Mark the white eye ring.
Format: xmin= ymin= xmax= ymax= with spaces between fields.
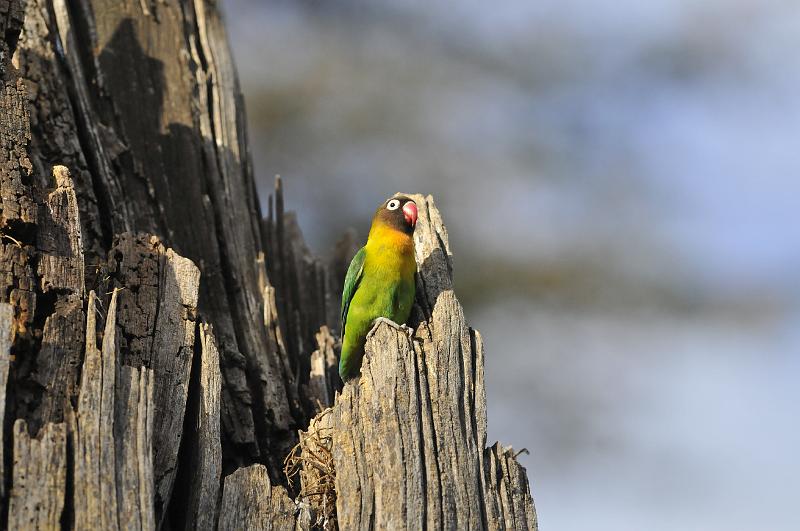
xmin=386 ymin=199 xmax=401 ymax=210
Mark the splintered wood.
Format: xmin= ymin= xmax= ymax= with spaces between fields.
xmin=71 ymin=290 xmax=156 ymax=530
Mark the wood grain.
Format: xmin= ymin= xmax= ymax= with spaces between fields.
xmin=8 ymin=420 xmax=66 ymax=530
xmin=218 ymin=465 xmax=296 ymax=531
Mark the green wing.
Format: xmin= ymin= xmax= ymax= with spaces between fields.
xmin=341 ymin=247 xmax=366 ymax=330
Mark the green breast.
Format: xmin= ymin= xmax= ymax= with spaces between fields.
xmin=339 ymin=246 xmax=416 ymax=380
xmin=351 ymin=267 xmax=415 ymax=325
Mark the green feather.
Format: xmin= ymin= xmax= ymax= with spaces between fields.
xmin=338 ymin=242 xmax=416 ymax=381
xmin=341 ymin=246 xmax=366 ymax=330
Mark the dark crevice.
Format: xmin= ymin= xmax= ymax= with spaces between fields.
xmin=414 ymin=272 xmax=433 ymax=323
xmin=469 ymin=328 xmax=488 ymax=529
xmin=61 ymin=420 xmax=75 ymax=530
xmin=4 ymin=27 xmax=20 ymax=54
xmin=435 ymin=230 xmax=453 ymax=277
xmin=1 ymin=219 xmax=37 ymax=247
xmin=455 ymin=323 xmax=469 ymax=447
xmin=412 ymin=342 xmax=428 ymax=528
xmin=63 ymin=0 xmax=101 ymax=98
xmin=165 ymin=321 xmax=203 ymax=529
xmin=186 ymin=0 xmax=209 ymax=72
xmin=31 ymin=288 xmax=64 ymax=331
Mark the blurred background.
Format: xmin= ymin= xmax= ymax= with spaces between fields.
xmin=223 ymin=1 xmax=799 ymax=529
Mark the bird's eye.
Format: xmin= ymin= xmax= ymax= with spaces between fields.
xmin=386 ymin=199 xmax=401 ymax=210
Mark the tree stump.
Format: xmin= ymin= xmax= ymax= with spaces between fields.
xmin=0 ymin=1 xmax=537 ymax=529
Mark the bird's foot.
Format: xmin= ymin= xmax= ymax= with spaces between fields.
xmin=368 ymin=317 xmax=415 ymax=340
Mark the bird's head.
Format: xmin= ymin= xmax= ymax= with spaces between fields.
xmin=372 ymin=195 xmax=418 ymax=236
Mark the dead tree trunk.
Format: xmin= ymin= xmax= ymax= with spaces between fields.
xmin=0 ymin=1 xmax=536 ymax=529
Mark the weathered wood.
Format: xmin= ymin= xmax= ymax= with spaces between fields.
xmin=0 ymin=303 xmax=12 ymax=498
xmin=12 ymin=0 xmax=304 ymax=470
xmin=72 ymin=290 xmax=120 ymax=530
xmin=72 ymin=288 xmax=158 ymax=531
xmin=305 ymin=326 xmax=338 ymax=412
xmin=146 ymin=245 xmax=198 ymax=519
xmin=483 ymin=443 xmax=538 ymax=531
xmin=184 ymin=323 xmax=223 ymax=530
xmin=0 ymin=0 xmax=46 ymax=437
xmin=33 ymin=166 xmax=86 ymax=431
xmin=101 ymin=233 xmax=201 ymax=523
xmin=218 ymin=465 xmax=296 ymax=531
xmin=37 ymin=166 xmax=84 ymax=292
xmin=0 ymin=0 xmax=36 ymax=234
xmin=49 ymin=0 xmax=133 ymax=240
xmin=115 ymin=366 xmax=156 ymax=531
xmin=7 ymin=420 xmax=67 ymax=530
xmin=16 ymin=2 xmax=108 ymax=262
xmin=263 ymin=282 xmax=300 ymax=421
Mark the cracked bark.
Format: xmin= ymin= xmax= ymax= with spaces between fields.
xmin=0 ymin=1 xmax=537 ymax=529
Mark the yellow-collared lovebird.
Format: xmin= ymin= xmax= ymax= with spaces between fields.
xmin=339 ymin=196 xmax=419 ymax=381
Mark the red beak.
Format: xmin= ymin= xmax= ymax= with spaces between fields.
xmin=403 ymin=201 xmax=418 ymax=227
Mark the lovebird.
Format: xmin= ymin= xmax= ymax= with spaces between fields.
xmin=339 ymin=195 xmax=419 ymax=381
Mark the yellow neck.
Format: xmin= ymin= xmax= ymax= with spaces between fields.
xmin=366 ymin=221 xmax=414 ymax=258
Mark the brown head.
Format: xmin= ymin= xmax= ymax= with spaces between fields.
xmin=370 ymin=195 xmax=418 ymax=236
